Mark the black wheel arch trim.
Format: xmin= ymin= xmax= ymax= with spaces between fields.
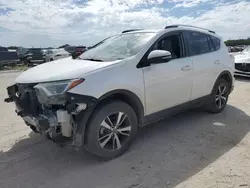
xmin=97 ymin=89 xmax=145 ymax=126
xmin=211 ymin=70 xmax=233 ymax=94
xmin=68 ymin=89 xmax=145 ymax=146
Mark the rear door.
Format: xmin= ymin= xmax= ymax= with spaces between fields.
xmin=183 ymin=31 xmax=218 ymax=100
xmin=208 ymin=35 xmax=225 ymax=75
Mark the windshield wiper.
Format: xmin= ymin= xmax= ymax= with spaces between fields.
xmin=80 ymin=58 xmax=103 ymax=62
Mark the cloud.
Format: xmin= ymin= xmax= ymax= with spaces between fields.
xmin=169 ymin=0 xmax=211 ymax=8
xmin=189 ymin=1 xmax=250 ymax=39
xmin=0 ymin=0 xmax=249 ymax=47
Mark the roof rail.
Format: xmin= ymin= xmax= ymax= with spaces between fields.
xmin=122 ymin=29 xmax=143 ymax=33
xmin=165 ymin=24 xmax=216 ymax=34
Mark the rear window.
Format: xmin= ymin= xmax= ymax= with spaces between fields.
xmin=184 ymin=31 xmax=211 ymax=56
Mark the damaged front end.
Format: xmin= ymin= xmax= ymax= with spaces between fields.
xmin=4 ymin=79 xmax=96 ymax=147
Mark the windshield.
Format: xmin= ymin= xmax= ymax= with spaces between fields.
xmin=79 ymin=32 xmax=156 ymax=62
xmin=243 ymin=46 xmax=250 ymax=53
xmin=89 ymin=36 xmax=115 ymax=49
xmin=29 ymin=49 xmax=42 ymax=53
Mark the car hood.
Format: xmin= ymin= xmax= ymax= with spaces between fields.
xmin=16 ymin=57 xmax=121 ymax=83
xmin=234 ymin=52 xmax=250 ymax=63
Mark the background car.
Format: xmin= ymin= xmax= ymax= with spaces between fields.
xmin=0 ymin=46 xmax=19 ymax=67
xmin=23 ymin=48 xmax=46 ymax=65
xmin=17 ymin=47 xmax=28 ymax=64
xmin=44 ymin=49 xmax=71 ymax=62
xmin=0 ymin=46 xmax=8 ymax=52
xmin=234 ymin=45 xmax=250 ymax=77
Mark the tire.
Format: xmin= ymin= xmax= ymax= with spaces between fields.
xmin=50 ymin=58 xmax=53 ymax=61
xmin=206 ymin=78 xmax=230 ymax=113
xmin=84 ymin=100 xmax=138 ymax=160
xmin=24 ymin=59 xmax=29 ymax=66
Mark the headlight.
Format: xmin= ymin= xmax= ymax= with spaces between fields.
xmin=34 ymin=79 xmax=84 ymax=104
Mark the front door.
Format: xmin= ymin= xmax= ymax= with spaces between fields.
xmin=142 ymin=32 xmax=193 ymax=116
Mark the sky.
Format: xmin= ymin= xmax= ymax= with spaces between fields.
xmin=0 ymin=0 xmax=250 ymax=47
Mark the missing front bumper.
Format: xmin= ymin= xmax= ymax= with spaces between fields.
xmin=5 ymin=84 xmax=98 ymax=146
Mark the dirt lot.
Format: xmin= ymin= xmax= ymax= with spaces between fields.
xmin=0 ymin=72 xmax=250 ymax=188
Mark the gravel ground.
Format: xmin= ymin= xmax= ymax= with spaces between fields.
xmin=0 ymin=72 xmax=250 ymax=188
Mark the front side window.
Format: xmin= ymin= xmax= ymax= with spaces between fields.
xmin=79 ymin=32 xmax=156 ymax=62
xmin=152 ymin=34 xmax=182 ymax=59
xmin=46 ymin=50 xmax=53 ymax=54
xmin=184 ymin=31 xmax=210 ymax=56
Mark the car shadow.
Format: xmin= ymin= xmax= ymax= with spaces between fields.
xmin=0 ymin=105 xmax=249 ymax=188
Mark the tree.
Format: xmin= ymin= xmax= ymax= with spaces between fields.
xmin=7 ymin=46 xmax=18 ymax=50
xmin=224 ymin=38 xmax=250 ymax=46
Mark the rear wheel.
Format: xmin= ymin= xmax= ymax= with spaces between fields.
xmin=206 ymin=78 xmax=230 ymax=113
xmin=84 ymin=101 xmax=138 ymax=160
xmin=24 ymin=58 xmax=29 ymax=66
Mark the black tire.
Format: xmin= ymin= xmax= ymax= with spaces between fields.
xmin=50 ymin=58 xmax=53 ymax=61
xmin=84 ymin=100 xmax=138 ymax=160
xmin=206 ymin=78 xmax=230 ymax=113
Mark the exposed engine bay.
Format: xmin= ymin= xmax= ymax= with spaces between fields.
xmin=4 ymin=82 xmax=90 ymax=145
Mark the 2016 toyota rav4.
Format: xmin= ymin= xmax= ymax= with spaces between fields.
xmin=5 ymin=25 xmax=235 ymax=159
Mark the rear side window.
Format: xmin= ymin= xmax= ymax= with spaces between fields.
xmin=184 ymin=31 xmax=210 ymax=56
xmin=207 ymin=35 xmax=215 ymax=52
xmin=210 ymin=36 xmax=221 ymax=51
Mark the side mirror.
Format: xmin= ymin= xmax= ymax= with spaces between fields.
xmin=147 ymin=50 xmax=172 ymax=64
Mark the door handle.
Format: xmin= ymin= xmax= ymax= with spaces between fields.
xmin=181 ymin=65 xmax=192 ymax=71
xmin=214 ymin=60 xmax=220 ymax=65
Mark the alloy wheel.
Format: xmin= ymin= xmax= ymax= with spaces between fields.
xmin=98 ymin=112 xmax=131 ymax=151
xmin=215 ymin=85 xmax=228 ymax=109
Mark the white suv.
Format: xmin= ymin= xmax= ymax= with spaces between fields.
xmin=5 ymin=25 xmax=234 ymax=159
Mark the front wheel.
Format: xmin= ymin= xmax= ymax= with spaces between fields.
xmin=206 ymin=78 xmax=230 ymax=113
xmin=84 ymin=101 xmax=138 ymax=160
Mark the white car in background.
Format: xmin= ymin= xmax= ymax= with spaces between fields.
xmin=45 ymin=49 xmax=71 ymax=62
xmin=234 ymin=45 xmax=250 ymax=77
